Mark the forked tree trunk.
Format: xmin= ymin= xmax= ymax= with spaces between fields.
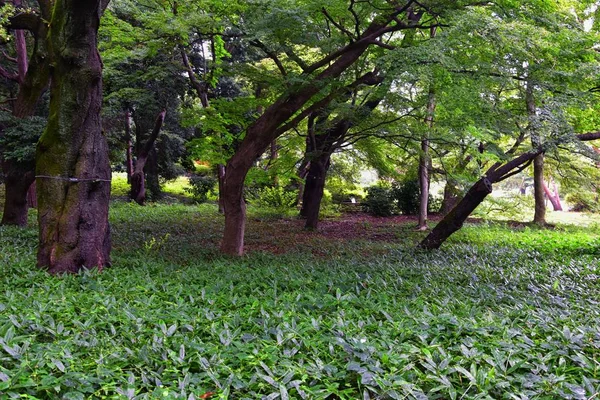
xmin=543 ymin=181 xmax=562 ymax=211
xmin=130 ymin=110 xmax=166 ymax=205
xmin=36 ymin=0 xmax=111 ymax=274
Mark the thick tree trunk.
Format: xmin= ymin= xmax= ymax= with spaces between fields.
xmin=1 ymin=164 xmax=35 ymax=226
xmin=419 ymin=178 xmax=492 ymax=249
xmin=36 ymin=0 xmax=111 ymax=274
xmin=303 ymin=156 xmax=330 ymax=230
xmin=130 ymin=110 xmax=166 ymax=205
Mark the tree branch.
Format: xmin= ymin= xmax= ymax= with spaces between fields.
xmin=250 ymin=39 xmax=287 ymax=77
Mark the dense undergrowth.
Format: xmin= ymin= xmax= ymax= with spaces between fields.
xmin=1 ymin=202 xmax=599 ymax=399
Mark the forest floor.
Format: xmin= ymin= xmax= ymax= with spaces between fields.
xmin=1 ymin=199 xmax=600 ymax=399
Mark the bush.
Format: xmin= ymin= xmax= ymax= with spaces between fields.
xmin=391 ymin=179 xmax=420 ymax=215
xmin=363 ymin=185 xmax=395 ymax=216
xmin=565 ymin=192 xmax=600 ymax=212
xmin=185 ymin=174 xmax=217 ymax=203
xmin=249 ymin=186 xmax=297 ymax=209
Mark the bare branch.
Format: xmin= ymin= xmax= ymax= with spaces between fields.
xmin=321 ymin=7 xmax=356 ymax=41
xmin=250 ymin=39 xmax=287 ymax=77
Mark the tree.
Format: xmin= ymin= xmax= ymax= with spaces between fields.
xmin=36 ymin=0 xmax=111 ymax=273
xmin=220 ymin=0 xmax=448 ymax=255
xmin=0 ymin=0 xmax=50 ymax=226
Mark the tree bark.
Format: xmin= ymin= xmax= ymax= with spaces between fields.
xmin=130 ymin=110 xmax=166 ymax=205
xmin=439 ymin=181 xmax=460 ymax=216
xmin=36 ymin=0 xmax=112 ymax=274
xmin=419 ymin=177 xmax=493 ymax=249
xmin=303 ymin=156 xmax=330 ymax=230
xmin=217 ymin=164 xmax=225 ymax=213
xmin=526 ymin=81 xmax=546 ymax=224
xmin=418 ymin=87 xmax=436 ymax=230
xmin=125 ymin=108 xmax=134 ymax=183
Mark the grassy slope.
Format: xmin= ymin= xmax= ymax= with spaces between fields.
xmin=0 ymin=197 xmax=600 ymax=398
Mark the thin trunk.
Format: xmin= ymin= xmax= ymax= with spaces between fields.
xmin=418 ymin=29 xmax=436 ymax=230
xmin=418 ymin=87 xmax=436 ymax=230
xmin=130 ymin=110 xmax=166 ymax=205
xmin=36 ymin=0 xmax=111 ymax=274
xmin=125 ymin=109 xmax=133 ymax=183
xmin=269 ymin=140 xmax=279 ymax=186
xmin=527 ymin=81 xmax=546 ymax=225
xmin=217 ymin=164 xmax=226 ymax=213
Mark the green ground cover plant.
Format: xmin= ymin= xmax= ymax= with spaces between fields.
xmin=0 ymin=202 xmax=599 ymax=399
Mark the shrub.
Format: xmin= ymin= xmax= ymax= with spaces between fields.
xmin=565 ymin=192 xmax=600 ymax=212
xmin=391 ymin=178 xmax=441 ymax=215
xmin=363 ymin=185 xmax=395 ymax=216
xmin=249 ymin=186 xmax=297 ymax=209
xmin=185 ymin=174 xmax=217 ymax=203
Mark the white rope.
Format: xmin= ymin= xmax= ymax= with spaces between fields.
xmin=35 ymin=175 xmax=111 ymax=183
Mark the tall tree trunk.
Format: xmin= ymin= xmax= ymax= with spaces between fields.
xmin=526 ymin=81 xmax=546 ymax=225
xmin=418 ymin=87 xmax=436 ymax=230
xmin=125 ymin=108 xmax=134 ymax=183
xmin=1 ymin=4 xmax=50 ymax=226
xmin=303 ymin=156 xmax=331 ymax=230
xmin=130 ymin=110 xmax=166 ymax=205
xmin=36 ymin=0 xmax=112 ymax=274
xmin=26 ymin=181 xmax=37 ymax=208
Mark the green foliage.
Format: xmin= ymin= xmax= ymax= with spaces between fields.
xmin=391 ymin=179 xmax=420 ymax=215
xmin=185 ymin=174 xmax=217 ymax=204
xmin=1 ymin=204 xmax=600 ymax=398
xmin=248 ymin=186 xmax=297 ymax=210
xmin=362 ymin=185 xmax=395 ymax=217
xmin=565 ymin=192 xmax=600 ymax=213
xmin=0 ymin=111 xmax=46 ymax=165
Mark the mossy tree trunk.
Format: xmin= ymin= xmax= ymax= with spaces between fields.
xmin=36 ymin=0 xmax=112 ymax=274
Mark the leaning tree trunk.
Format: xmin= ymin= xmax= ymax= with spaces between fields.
xmin=419 ymin=177 xmax=492 ymax=249
xmin=130 ymin=110 xmax=166 ymax=205
xmin=36 ymin=0 xmax=111 ymax=274
xmin=303 ymin=156 xmax=331 ymax=230
xmin=419 ymin=131 xmax=600 ymax=249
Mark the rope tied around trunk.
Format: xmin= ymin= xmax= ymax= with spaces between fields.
xmin=35 ymin=175 xmax=111 ymax=183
